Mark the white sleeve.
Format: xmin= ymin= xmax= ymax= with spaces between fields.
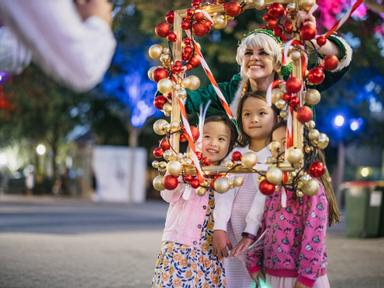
xmin=213 ymin=188 xmax=236 ymax=231
xmin=244 ymin=191 xmax=266 ymax=235
xmin=0 ymin=0 xmax=116 ymax=92
xmin=0 ymin=26 xmax=32 ymax=74
xmin=160 ymin=184 xmax=185 ymax=204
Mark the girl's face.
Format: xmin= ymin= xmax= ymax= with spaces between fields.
xmin=272 ymin=126 xmax=287 ymax=149
xmin=241 ymin=97 xmax=276 ymax=142
xmin=242 ymin=46 xmax=275 ymax=81
xmin=202 ymin=121 xmax=231 ymax=165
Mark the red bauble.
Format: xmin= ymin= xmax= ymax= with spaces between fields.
xmin=160 ymin=138 xmax=170 ymax=151
xmin=153 ymin=95 xmax=167 ymax=110
xmin=194 ymin=11 xmax=205 ymax=22
xmin=323 ymin=55 xmax=339 ymax=71
xmin=183 ymin=37 xmax=192 ymax=45
xmin=284 ymin=20 xmax=293 ymax=34
xmin=201 ymin=20 xmax=212 ymax=29
xmin=163 ymin=175 xmax=179 ymax=190
xmin=182 ymin=46 xmax=193 ymax=61
xmin=202 ymin=157 xmax=211 ymax=166
xmin=273 ymin=26 xmax=283 ymax=37
xmin=289 ymin=96 xmax=300 ymax=109
xmin=165 ymin=10 xmax=174 ymax=24
xmin=195 ymin=151 xmax=203 ymax=160
xmin=296 ymin=106 xmax=313 ymax=123
xmin=268 ymin=3 xmax=285 ymax=18
xmin=286 ymin=76 xmax=303 ymax=94
xmin=181 ymin=19 xmax=191 ymax=30
xmin=186 ymin=63 xmax=193 ymax=71
xmin=183 ymin=174 xmax=193 ymax=182
xmin=192 ymin=22 xmax=209 ymax=37
xmin=259 ymin=179 xmax=276 ymax=196
xmin=224 ymin=2 xmax=242 ymax=17
xmin=152 ymin=147 xmax=164 ymax=158
xmin=153 ymin=68 xmax=169 ymax=82
xmin=231 ymin=151 xmax=242 ymax=162
xmin=316 ymin=35 xmax=327 ymax=47
xmin=300 ymin=24 xmax=316 ymax=41
xmin=189 ymin=55 xmax=201 ymax=68
xmin=155 ymin=22 xmax=171 ymax=38
xmin=190 ymin=178 xmax=200 ymax=189
xmin=309 ymin=161 xmax=326 ymax=178
xmin=167 ymin=32 xmax=177 ymax=42
xmin=267 ymin=18 xmax=278 ymax=29
xmin=282 ymin=93 xmax=292 ymax=102
xmin=307 ymin=66 xmax=325 ymax=85
xmin=180 ymin=133 xmax=188 ymax=142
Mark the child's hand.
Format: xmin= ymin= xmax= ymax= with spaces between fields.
xmin=231 ymin=237 xmax=254 ymax=257
xmin=294 ymin=281 xmax=310 ymax=288
xmin=212 ymin=230 xmax=232 ymax=259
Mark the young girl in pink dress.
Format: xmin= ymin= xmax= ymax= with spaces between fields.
xmin=246 ymin=123 xmax=340 ymax=288
xmin=152 ymin=115 xmax=238 ymax=288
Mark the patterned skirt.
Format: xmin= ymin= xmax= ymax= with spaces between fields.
xmin=152 ymin=192 xmax=226 ymax=287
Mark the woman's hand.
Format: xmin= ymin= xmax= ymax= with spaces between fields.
xmin=231 ymin=237 xmax=254 ymax=257
xmin=212 ymin=230 xmax=232 ymax=259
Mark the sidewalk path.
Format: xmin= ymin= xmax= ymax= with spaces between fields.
xmin=0 ymin=195 xmax=383 ymax=288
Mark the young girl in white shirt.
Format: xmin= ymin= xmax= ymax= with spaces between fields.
xmin=212 ymin=91 xmax=279 ymax=287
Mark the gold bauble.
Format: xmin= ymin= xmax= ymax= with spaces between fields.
xmin=213 ymin=14 xmax=227 ymax=29
xmin=234 ymin=176 xmax=244 ymax=187
xmin=214 ymin=177 xmax=231 ymax=194
xmin=306 ymin=120 xmax=316 ymax=130
xmin=163 ymin=102 xmax=172 ymax=114
xmin=224 ymin=159 xmax=234 ymax=169
xmin=286 ymin=147 xmax=304 ymax=164
xmin=153 ymin=175 xmax=164 ymax=191
xmin=266 ymin=167 xmax=283 ymax=185
xmin=241 ymin=152 xmax=258 ymax=169
xmin=297 ymin=180 xmax=304 ymax=189
xmin=275 ymin=99 xmax=286 ymax=110
xmin=158 ymin=161 xmax=167 ymax=171
xmin=163 ymin=150 xmax=174 ymax=161
xmin=162 ymin=47 xmax=170 ymax=55
xmin=302 ymin=179 xmax=320 ymax=196
xmin=181 ymin=77 xmax=191 ymax=89
xmin=147 ymin=66 xmax=158 ymax=81
xmin=272 ymin=89 xmax=283 ymax=104
xmin=159 ymin=54 xmax=171 ymax=65
xmin=152 ymin=160 xmax=159 ymax=169
xmin=153 ymin=119 xmax=170 ymax=135
xmin=148 ymin=44 xmax=163 ymax=60
xmin=308 ymin=129 xmax=320 ymax=141
xmin=254 ymin=0 xmax=265 ymax=10
xmin=317 ymin=133 xmax=329 ymax=149
xmin=280 ymin=111 xmax=287 ymax=119
xmin=188 ymin=75 xmax=201 ymax=90
xmin=299 ymin=0 xmax=316 ymax=12
xmin=296 ymin=190 xmax=304 ymax=197
xmin=300 ymin=174 xmax=312 ymax=183
xmin=269 ymin=141 xmax=281 ymax=155
xmin=166 ymin=161 xmax=183 ymax=176
xmin=305 ymin=89 xmax=321 ymax=105
xmin=175 ymin=88 xmax=187 ymax=100
xmin=291 ymin=50 xmax=301 ymax=61
xmin=304 ymin=146 xmax=313 ymax=154
xmin=196 ymin=186 xmax=207 ymax=196
xmin=157 ymin=78 xmax=173 ymax=94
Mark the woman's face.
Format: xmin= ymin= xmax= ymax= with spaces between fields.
xmin=241 ymin=46 xmax=276 ymax=81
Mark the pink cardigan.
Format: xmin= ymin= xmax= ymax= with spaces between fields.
xmin=246 ymin=183 xmax=328 ymax=288
xmin=161 ymin=183 xmax=209 ymax=246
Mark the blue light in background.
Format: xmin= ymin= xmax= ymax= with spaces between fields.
xmin=334 ymin=115 xmax=345 ymax=128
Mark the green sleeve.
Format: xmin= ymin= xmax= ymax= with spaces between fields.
xmin=185 ymin=73 xmax=241 ymax=116
xmin=309 ymin=35 xmax=350 ymax=91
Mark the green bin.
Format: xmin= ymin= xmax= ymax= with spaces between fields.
xmin=344 ymin=181 xmax=383 ymax=238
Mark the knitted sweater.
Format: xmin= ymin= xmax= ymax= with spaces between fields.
xmin=246 ymin=183 xmax=329 ymax=288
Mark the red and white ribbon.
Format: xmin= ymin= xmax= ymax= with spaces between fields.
xmin=178 ymin=97 xmax=205 ymax=183
xmin=185 ymin=30 xmax=234 ymax=119
xmin=324 ymin=0 xmax=364 ymax=38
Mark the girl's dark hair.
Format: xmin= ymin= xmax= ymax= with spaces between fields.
xmin=236 ymin=91 xmax=279 ymax=147
xmin=204 ymin=115 xmax=238 ymax=157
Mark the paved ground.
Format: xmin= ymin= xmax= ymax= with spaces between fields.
xmin=0 ymin=195 xmax=383 ymax=288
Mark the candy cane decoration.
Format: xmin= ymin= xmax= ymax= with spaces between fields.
xmin=185 ymin=30 xmax=234 ymax=119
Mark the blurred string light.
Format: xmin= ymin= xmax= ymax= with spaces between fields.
xmin=334 ymin=115 xmax=345 ymax=128
xmin=101 ymin=46 xmax=159 ymax=129
xmin=349 ymin=118 xmax=363 ymax=131
xmin=36 ymin=144 xmax=46 ymax=156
